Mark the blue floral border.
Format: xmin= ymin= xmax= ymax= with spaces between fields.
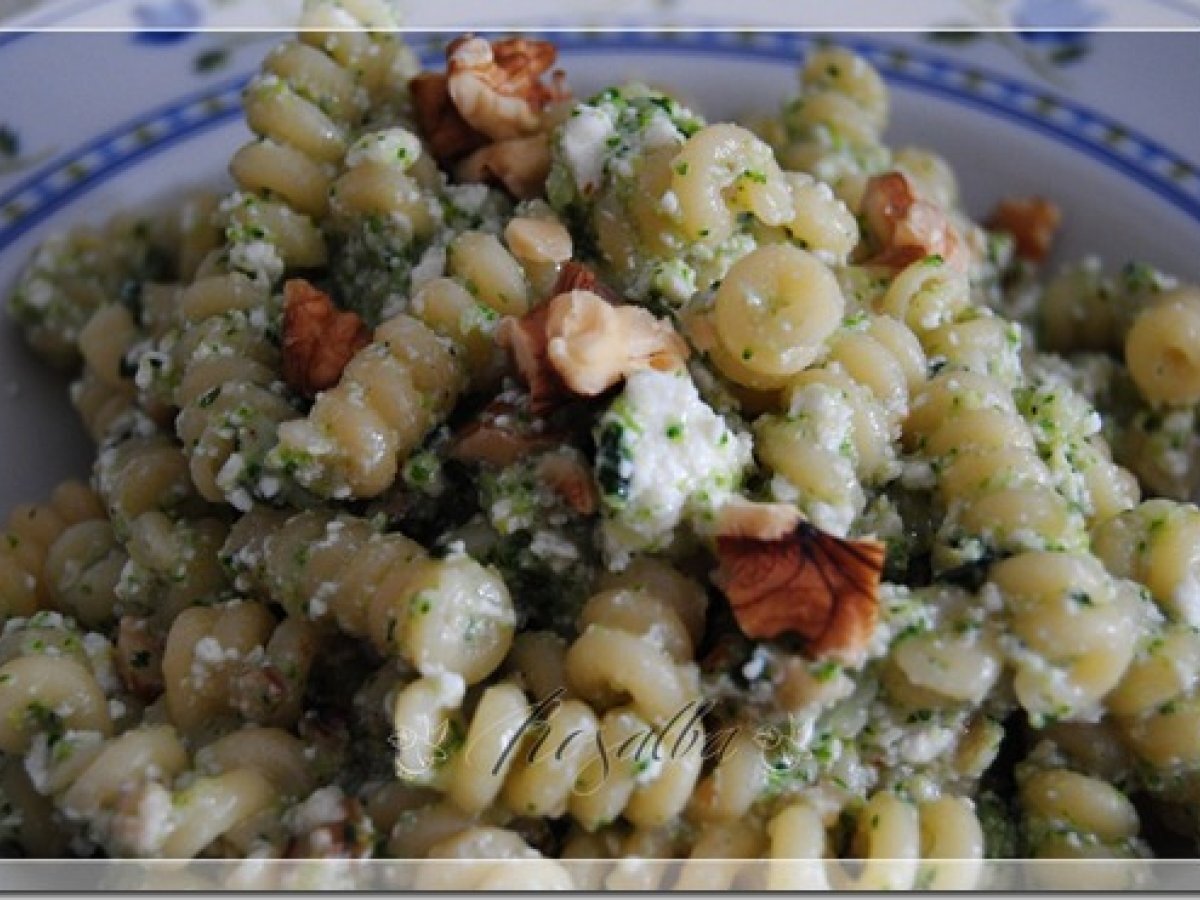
xmin=1 ymin=30 xmax=1198 ymax=255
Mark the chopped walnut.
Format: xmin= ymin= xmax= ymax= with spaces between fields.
xmin=410 ymin=71 xmax=488 ymax=165
xmin=456 ymin=132 xmax=552 ymax=200
xmin=114 ymin=616 xmax=164 ymax=701
xmin=547 ymin=290 xmax=689 ymax=395
xmin=496 ymin=303 xmax=571 ymax=416
xmin=715 ymin=523 xmax=885 ymax=661
xmin=413 ymin=35 xmax=569 ymax=198
xmin=537 ymin=450 xmax=599 ymax=515
xmin=281 ymin=279 xmax=371 ymax=399
xmin=986 ymin=196 xmax=1062 ymax=263
xmin=497 ymin=263 xmax=632 ymax=414
xmin=861 ymin=171 xmax=969 ymax=271
xmin=713 ymin=497 xmax=803 ymax=542
xmin=448 ymin=395 xmax=565 ymax=467
xmin=446 ymin=35 xmax=567 ymax=141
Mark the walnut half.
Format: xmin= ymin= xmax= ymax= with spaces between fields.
xmin=715 ymin=520 xmax=885 ymax=662
xmin=412 ymin=35 xmax=570 ymax=199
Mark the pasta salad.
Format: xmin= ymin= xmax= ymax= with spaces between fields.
xmin=2 ymin=5 xmax=1199 ymax=890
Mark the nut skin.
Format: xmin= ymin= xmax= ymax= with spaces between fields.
xmin=448 ymin=395 xmax=566 ymax=469
xmin=410 ymin=71 xmax=488 ymax=165
xmin=280 ymin=279 xmax=371 ymax=399
xmin=715 ymin=521 xmax=885 ymax=662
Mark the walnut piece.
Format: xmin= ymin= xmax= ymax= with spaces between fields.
xmin=713 ymin=497 xmax=803 ymax=542
xmin=496 ymin=263 xmax=633 ymax=414
xmin=986 ymin=196 xmax=1062 ymax=263
xmin=551 ymin=260 xmax=623 ymax=304
xmin=413 ymin=35 xmax=569 ymax=198
xmin=114 ymin=615 xmax=164 ymax=702
xmin=410 ymin=71 xmax=488 ymax=165
xmin=496 ymin=301 xmax=570 ymax=416
xmin=448 ymin=395 xmax=565 ymax=468
xmin=715 ymin=522 xmax=885 ymax=661
xmin=281 ymin=279 xmax=371 ymax=399
xmin=861 ymin=171 xmax=969 ymax=271
xmin=456 ymin=132 xmax=553 ymax=200
xmin=446 ymin=35 xmax=567 ymax=141
xmin=546 ymin=290 xmax=690 ymax=396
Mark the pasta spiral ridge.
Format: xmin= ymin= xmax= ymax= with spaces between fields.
xmin=268 ymin=127 xmax=545 ymax=499
xmin=766 ymin=46 xmax=891 ymax=210
xmin=1017 ymin=753 xmax=1150 ymax=889
xmin=905 ymin=368 xmax=1087 ymax=572
xmin=754 ymin=313 xmax=925 ymax=535
xmin=161 ymin=600 xmax=319 ymax=734
xmin=223 ymin=508 xmax=516 ymax=685
xmin=21 ymin=721 xmax=317 ymax=859
xmin=387 ymin=582 xmax=706 ymax=832
xmin=988 ymin=551 xmax=1144 ymax=724
xmin=0 ymin=481 xmax=106 ymax=622
xmin=143 ymin=1 xmax=412 ymax=508
xmin=766 ymin=791 xmax=985 ymax=891
xmin=1098 ymin=504 xmax=1200 ymax=786
xmin=7 ymin=214 xmax=165 ymax=369
xmin=1 ymin=612 xmax=325 ymax=858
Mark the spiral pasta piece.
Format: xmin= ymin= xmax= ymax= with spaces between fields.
xmin=7 ymin=213 xmax=164 ymax=369
xmin=390 ymin=675 xmax=701 ymax=833
xmin=565 ymin=586 xmax=704 ymax=726
xmin=1093 ymin=498 xmax=1200 ymax=625
xmin=148 ymin=2 xmax=413 ymax=508
xmin=42 ymin=518 xmax=126 ymax=629
xmin=0 ymin=481 xmax=105 ymax=622
xmin=669 ymin=123 xmax=792 ymax=248
xmin=878 ymin=254 xmax=972 ymax=335
xmin=1105 ymin=622 xmax=1200 ymax=773
xmin=1125 ymin=286 xmax=1200 ymax=408
xmin=905 ymin=369 xmax=1087 ymax=570
xmin=710 ymin=243 xmax=844 ymax=387
xmin=386 ymin=580 xmax=707 ymax=832
xmin=95 ymin=726 xmax=318 ymax=859
xmin=160 ymin=600 xmax=318 ymax=734
xmin=988 ymin=551 xmax=1143 ymax=724
xmin=1018 ymin=761 xmax=1150 ymax=889
xmin=753 ymin=315 xmax=920 ymax=535
xmin=1038 ymin=259 xmax=1178 ymax=359
xmin=768 ymin=47 xmax=891 ymax=209
xmin=766 ymin=791 xmax=984 ymax=891
xmin=271 ymin=128 xmax=546 ymax=499
xmin=1016 ymin=374 xmax=1140 ymax=528
xmin=224 ymin=509 xmax=515 ymax=684
xmin=1117 ymin=405 xmax=1200 ymax=502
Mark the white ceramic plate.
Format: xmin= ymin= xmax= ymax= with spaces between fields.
xmin=1 ymin=4 xmax=1199 ymax=514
